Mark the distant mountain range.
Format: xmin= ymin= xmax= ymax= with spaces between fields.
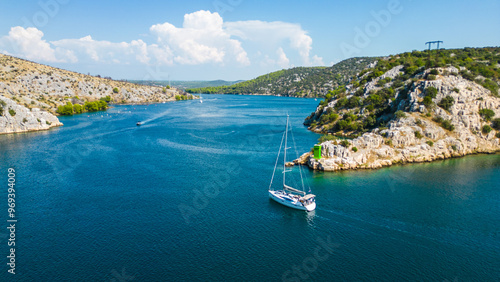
xmin=130 ymin=80 xmax=243 ymax=89
xmin=186 ymin=57 xmax=379 ymax=97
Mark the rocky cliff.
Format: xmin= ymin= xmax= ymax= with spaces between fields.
xmin=0 ymin=53 xmax=193 ymax=134
xmin=299 ymin=48 xmax=500 ymax=171
xmin=0 ymin=95 xmax=62 ymax=134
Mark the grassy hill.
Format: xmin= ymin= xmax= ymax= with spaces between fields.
xmin=187 ymin=57 xmax=379 ymax=97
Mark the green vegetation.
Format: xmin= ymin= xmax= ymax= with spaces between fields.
xmin=426 ymin=140 xmax=434 ymax=147
xmin=441 ymin=120 xmax=455 ymax=131
xmin=482 ymin=125 xmax=492 ymax=134
xmin=479 ymin=108 xmax=495 ymax=121
xmin=414 ymin=130 xmax=424 ymax=139
xmin=131 ymin=80 xmax=241 ymax=89
xmin=85 ymin=101 xmax=108 ymax=112
xmin=492 ymin=118 xmax=500 ymax=130
xmin=433 ymin=116 xmax=455 ymax=131
xmin=100 ymin=95 xmax=111 ymax=103
xmin=0 ymin=100 xmax=6 ymax=115
xmin=8 ymin=108 xmax=16 ymax=116
xmin=395 ymin=110 xmax=406 ymax=119
xmin=352 ymin=146 xmax=358 ymax=152
xmin=175 ymin=95 xmax=193 ymax=101
xmin=112 ymin=87 xmax=119 ymax=93
xmin=73 ymin=104 xmax=83 ymax=114
xmin=438 ymin=95 xmax=455 ymax=111
xmin=318 ymin=134 xmax=337 ymax=143
xmin=340 ymin=140 xmax=350 ymax=147
xmin=187 ymin=57 xmax=379 ymax=97
xmin=306 ymin=47 xmax=500 ymax=137
xmin=56 ymin=102 xmax=74 ymax=115
xmin=423 ymin=87 xmax=438 ymax=108
xmin=56 ymin=100 xmax=108 ymax=116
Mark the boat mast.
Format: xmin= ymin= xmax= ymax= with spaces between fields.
xmin=283 ymin=115 xmax=289 ymax=187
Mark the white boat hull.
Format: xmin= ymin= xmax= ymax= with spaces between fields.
xmin=268 ymin=190 xmax=316 ymax=211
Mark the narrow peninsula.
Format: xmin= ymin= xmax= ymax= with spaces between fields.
xmin=297 ymin=47 xmax=500 ymax=171
xmin=0 ymin=53 xmax=194 ymax=134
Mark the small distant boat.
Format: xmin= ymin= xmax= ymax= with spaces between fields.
xmin=136 ymin=121 xmax=143 ymax=126
xmin=268 ymin=115 xmax=316 ymax=211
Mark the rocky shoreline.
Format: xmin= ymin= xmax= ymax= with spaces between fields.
xmin=293 ymin=133 xmax=500 ymax=172
xmin=0 ymin=53 xmax=195 ymax=135
xmin=296 ymin=66 xmax=500 ymax=172
xmin=0 ymin=96 xmax=62 ymax=135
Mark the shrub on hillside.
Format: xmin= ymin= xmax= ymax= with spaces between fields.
xmin=479 ymin=109 xmax=495 ymax=121
xmin=394 ymin=110 xmax=407 ymax=119
xmin=414 ymin=131 xmax=424 ymax=139
xmin=492 ymin=118 xmax=500 ymax=130
xmin=340 ymin=140 xmax=350 ymax=147
xmin=425 ymin=87 xmax=438 ymax=98
xmin=482 ymin=125 xmax=492 ymax=134
xmin=438 ymin=96 xmax=455 ymax=111
xmin=441 ymin=119 xmax=455 ymax=131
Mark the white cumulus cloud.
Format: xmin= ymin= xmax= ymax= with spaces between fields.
xmin=0 ymin=26 xmax=61 ymax=62
xmin=150 ymin=10 xmax=250 ymax=66
xmin=224 ymin=20 xmax=324 ymax=66
xmin=276 ymin=47 xmax=290 ymax=68
xmin=0 ymin=10 xmax=324 ymax=74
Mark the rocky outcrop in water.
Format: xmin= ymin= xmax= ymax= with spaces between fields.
xmin=299 ymin=65 xmax=500 ymax=171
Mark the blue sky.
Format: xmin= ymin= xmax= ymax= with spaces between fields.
xmin=0 ymin=0 xmax=499 ymax=81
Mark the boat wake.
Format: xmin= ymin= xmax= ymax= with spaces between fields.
xmin=157 ymin=138 xmax=267 ymax=157
xmin=138 ymin=109 xmax=173 ymax=125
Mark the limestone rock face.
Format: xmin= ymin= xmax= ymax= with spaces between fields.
xmin=0 ymin=53 xmax=190 ymax=113
xmin=0 ymin=96 xmax=62 ymax=134
xmin=302 ymin=72 xmax=500 ymax=171
xmin=0 ymin=53 xmax=194 ymax=135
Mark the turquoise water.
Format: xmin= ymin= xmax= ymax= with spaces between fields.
xmin=0 ymin=94 xmax=499 ymax=281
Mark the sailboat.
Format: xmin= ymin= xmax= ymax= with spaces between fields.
xmin=199 ymin=92 xmax=203 ymax=103
xmin=268 ymin=115 xmax=316 ymax=211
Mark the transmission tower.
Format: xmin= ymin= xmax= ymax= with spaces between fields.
xmin=425 ymin=41 xmax=443 ymax=50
